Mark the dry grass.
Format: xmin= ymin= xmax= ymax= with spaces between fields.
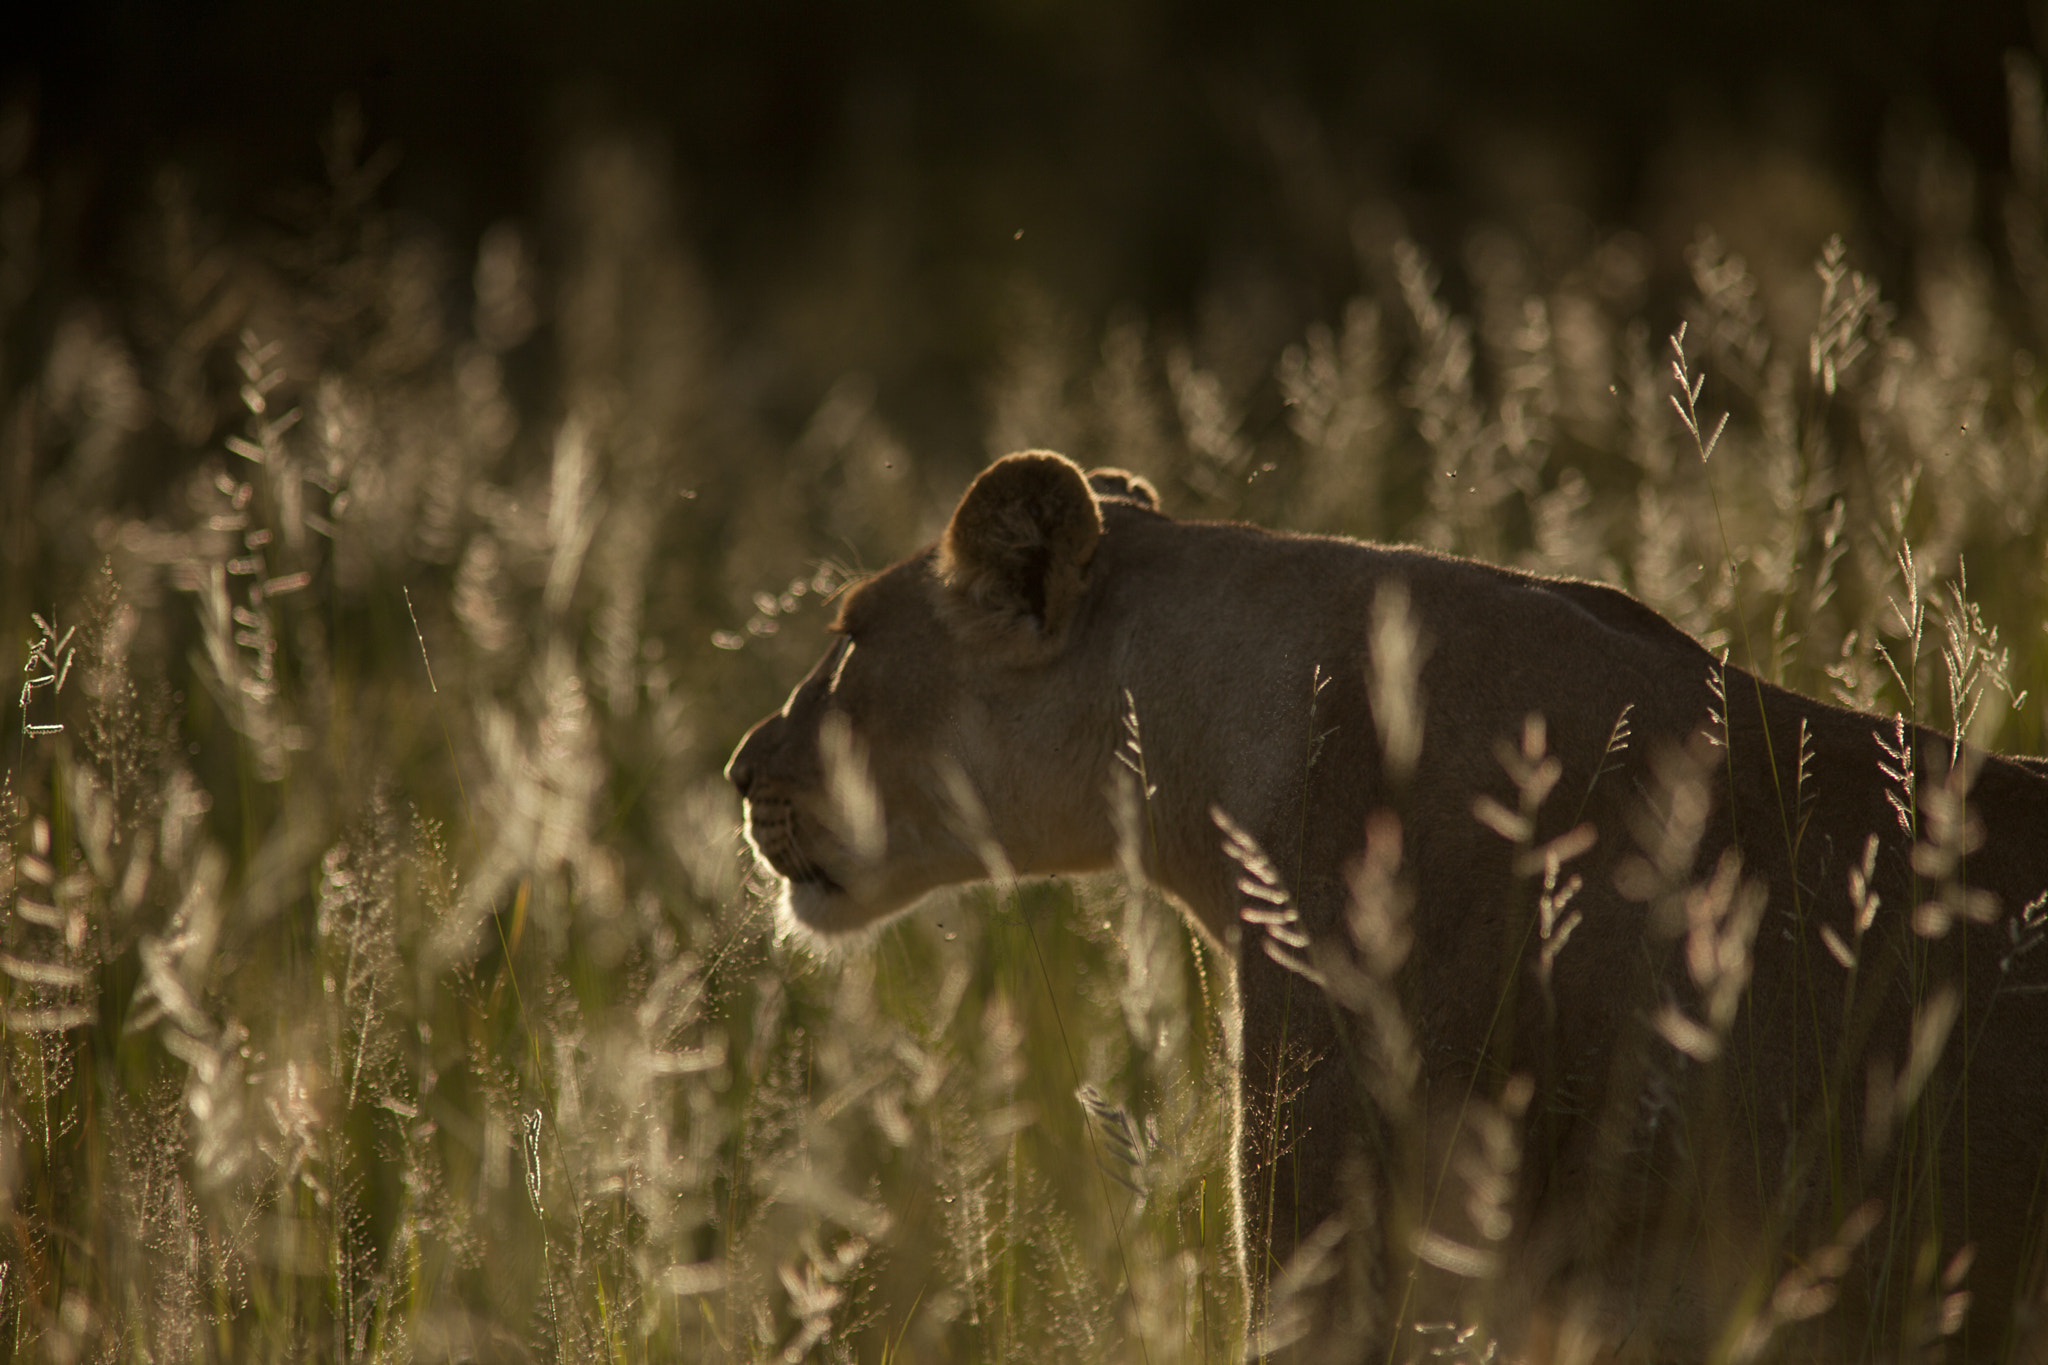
xmin=2 ymin=67 xmax=2047 ymax=1363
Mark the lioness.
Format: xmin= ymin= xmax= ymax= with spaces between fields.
xmin=727 ymin=450 xmax=2048 ymax=1362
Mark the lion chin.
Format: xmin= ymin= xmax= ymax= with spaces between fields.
xmin=766 ymin=866 xmax=931 ymax=946
xmin=773 ymin=876 xmax=868 ymax=941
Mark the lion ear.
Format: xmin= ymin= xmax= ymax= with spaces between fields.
xmin=937 ymin=450 xmax=1102 ymax=647
xmin=1086 ymin=467 xmax=1158 ymax=510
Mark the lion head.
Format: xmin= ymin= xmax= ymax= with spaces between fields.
xmin=725 ymin=451 xmax=1156 ymax=938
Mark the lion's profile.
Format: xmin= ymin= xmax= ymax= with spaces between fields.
xmin=727 ymin=450 xmax=2048 ymax=1362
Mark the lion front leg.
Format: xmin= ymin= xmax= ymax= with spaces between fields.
xmin=1237 ymin=970 xmax=1391 ymax=1364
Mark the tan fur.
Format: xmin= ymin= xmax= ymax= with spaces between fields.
xmin=727 ymin=451 xmax=2048 ymax=1362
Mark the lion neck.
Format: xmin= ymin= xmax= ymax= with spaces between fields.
xmin=1081 ymin=517 xmax=1354 ymax=947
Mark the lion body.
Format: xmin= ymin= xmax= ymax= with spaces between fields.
xmin=728 ymin=452 xmax=2048 ymax=1361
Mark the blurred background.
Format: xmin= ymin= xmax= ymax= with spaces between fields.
xmin=2 ymin=4 xmax=2046 ymax=1361
xmin=8 ymin=0 xmax=2042 ymax=493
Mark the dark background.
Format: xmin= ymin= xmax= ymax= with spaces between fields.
xmin=5 ymin=0 xmax=2046 ymax=559
xmin=11 ymin=1 xmax=2040 ymax=345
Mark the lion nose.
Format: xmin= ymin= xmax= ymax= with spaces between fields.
xmin=725 ymin=746 xmax=757 ymax=800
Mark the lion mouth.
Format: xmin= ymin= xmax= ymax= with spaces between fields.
xmin=742 ymin=799 xmax=843 ymax=893
xmin=781 ymin=861 xmax=842 ymax=894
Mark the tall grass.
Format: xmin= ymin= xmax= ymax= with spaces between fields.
xmin=3 ymin=67 xmax=2047 ymax=1361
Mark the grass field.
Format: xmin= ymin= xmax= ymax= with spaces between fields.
xmin=3 ymin=76 xmax=2048 ymax=1361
